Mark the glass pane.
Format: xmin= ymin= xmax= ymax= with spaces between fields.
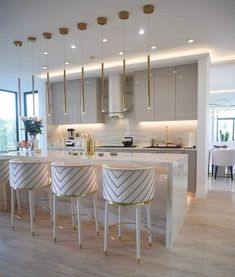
xmin=25 ymin=93 xmax=39 ymax=116
xmin=0 ymin=91 xmax=17 ymax=151
xmin=217 ymin=119 xmax=233 ymax=141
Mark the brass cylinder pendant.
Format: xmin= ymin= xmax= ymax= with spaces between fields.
xmin=63 ymin=69 xmax=67 ymax=115
xmin=47 ymin=72 xmax=51 ymax=116
xmin=32 ymin=75 xmax=35 ymax=115
xmin=123 ymin=59 xmax=127 ymax=111
xmin=101 ymin=62 xmax=105 ymax=112
xmin=147 ymin=55 xmax=151 ymax=110
xmin=81 ymin=66 xmax=85 ymax=114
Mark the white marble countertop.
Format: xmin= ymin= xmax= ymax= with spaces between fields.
xmin=47 ymin=146 xmax=197 ymax=152
xmin=1 ymin=150 xmax=187 ymax=164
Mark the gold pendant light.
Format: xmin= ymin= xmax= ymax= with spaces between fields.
xmin=28 ymin=36 xmax=37 ymax=116
xmin=143 ymin=4 xmax=154 ymax=110
xmin=14 ymin=40 xmax=23 ymax=117
xmin=119 ymin=11 xmax=129 ymax=112
xmin=97 ymin=16 xmax=107 ymax=113
xmin=59 ymin=27 xmax=69 ymax=115
xmin=77 ymin=22 xmax=87 ymax=115
xmin=42 ymin=32 xmax=52 ymax=116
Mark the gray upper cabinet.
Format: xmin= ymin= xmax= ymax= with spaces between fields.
xmin=155 ymin=67 xmax=176 ymax=121
xmin=134 ymin=70 xmax=155 ymax=122
xmin=175 ymin=64 xmax=198 ymax=120
xmin=51 ymin=78 xmax=103 ymax=125
xmin=52 ymin=80 xmax=80 ymax=125
xmin=134 ymin=63 xmax=198 ymax=122
xmin=81 ymin=78 xmax=103 ymax=124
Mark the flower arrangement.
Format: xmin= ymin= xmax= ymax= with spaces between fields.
xmin=21 ymin=116 xmax=43 ymax=135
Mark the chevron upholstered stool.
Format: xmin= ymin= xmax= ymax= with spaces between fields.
xmin=51 ymin=162 xmax=99 ymax=248
xmin=102 ymin=165 xmax=156 ymax=263
xmin=0 ymin=157 xmax=21 ymax=213
xmin=9 ymin=159 xmax=51 ymax=235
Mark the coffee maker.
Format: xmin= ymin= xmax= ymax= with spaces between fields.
xmin=65 ymin=128 xmax=75 ymax=146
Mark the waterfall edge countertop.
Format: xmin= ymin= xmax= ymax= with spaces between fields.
xmin=0 ymin=150 xmax=188 ymax=248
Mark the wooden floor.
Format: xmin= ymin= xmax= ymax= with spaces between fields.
xmin=0 ymin=190 xmax=235 ymax=277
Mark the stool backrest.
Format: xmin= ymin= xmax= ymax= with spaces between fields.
xmin=102 ymin=166 xmax=156 ymax=204
xmin=9 ymin=159 xmax=50 ymax=190
xmin=51 ymin=163 xmax=97 ymax=196
xmin=0 ymin=157 xmax=11 ymax=182
xmin=212 ymin=149 xmax=235 ymax=166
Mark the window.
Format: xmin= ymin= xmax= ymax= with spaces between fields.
xmin=24 ymin=91 xmax=39 ymax=116
xmin=212 ymin=109 xmax=235 ymax=142
xmin=0 ymin=90 xmax=18 ymax=151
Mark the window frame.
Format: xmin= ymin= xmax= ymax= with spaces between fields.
xmin=23 ymin=90 xmax=38 ymax=116
xmin=0 ymin=89 xmax=19 ymax=150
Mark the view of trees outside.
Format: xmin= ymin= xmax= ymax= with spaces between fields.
xmin=0 ymin=90 xmax=17 ymax=151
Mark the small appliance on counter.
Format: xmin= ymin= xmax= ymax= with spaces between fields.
xmin=122 ymin=136 xmax=133 ymax=147
xmin=65 ymin=128 xmax=75 ymax=146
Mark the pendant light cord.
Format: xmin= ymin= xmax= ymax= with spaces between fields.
xmin=63 ymin=35 xmax=66 ymax=68
xmin=147 ymin=15 xmax=150 ymax=55
xmin=101 ymin=26 xmax=104 ymax=62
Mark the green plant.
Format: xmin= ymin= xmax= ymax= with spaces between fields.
xmin=219 ymin=130 xmax=229 ymax=141
xmin=21 ymin=116 xmax=43 ymax=135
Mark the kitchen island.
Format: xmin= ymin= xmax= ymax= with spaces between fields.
xmin=0 ymin=151 xmax=187 ymax=248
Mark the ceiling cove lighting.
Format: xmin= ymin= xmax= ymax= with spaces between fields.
xmin=59 ymin=27 xmax=69 ymax=115
xmin=42 ymin=32 xmax=52 ymax=116
xmin=143 ymin=4 xmax=154 ymax=110
xmin=97 ymin=16 xmax=108 ymax=113
xmin=210 ymin=89 xmax=235 ymax=94
xmin=14 ymin=40 xmax=23 ymax=117
xmin=28 ymin=36 xmax=37 ymax=116
xmin=77 ymin=22 xmax=87 ymax=115
xmin=119 ymin=10 xmax=129 ymax=112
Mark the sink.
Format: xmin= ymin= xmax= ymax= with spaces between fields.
xmin=144 ymin=144 xmax=181 ymax=149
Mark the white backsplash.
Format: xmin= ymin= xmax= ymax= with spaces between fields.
xmin=47 ymin=112 xmax=197 ymax=147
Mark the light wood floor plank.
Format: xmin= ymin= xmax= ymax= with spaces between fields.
xmin=0 ymin=191 xmax=235 ymax=277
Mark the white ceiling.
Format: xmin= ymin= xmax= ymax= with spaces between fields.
xmin=0 ymin=0 xmax=235 ymax=83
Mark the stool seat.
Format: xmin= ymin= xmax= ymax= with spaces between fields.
xmin=9 ymin=159 xmax=51 ymax=235
xmin=102 ymin=165 xmax=156 ymax=263
xmin=0 ymin=157 xmax=21 ymax=212
xmin=51 ymin=162 xmax=99 ymax=248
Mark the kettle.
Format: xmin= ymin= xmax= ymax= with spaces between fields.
xmin=122 ymin=136 xmax=133 ymax=147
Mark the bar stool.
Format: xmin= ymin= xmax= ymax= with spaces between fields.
xmin=9 ymin=159 xmax=51 ymax=235
xmin=51 ymin=162 xmax=99 ymax=248
xmin=0 ymin=157 xmax=21 ymax=213
xmin=102 ymin=164 xmax=156 ymax=263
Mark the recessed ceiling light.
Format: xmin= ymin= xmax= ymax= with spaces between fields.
xmin=118 ymin=51 xmax=124 ymax=55
xmin=42 ymin=65 xmax=47 ymax=69
xmin=139 ymin=29 xmax=145 ymax=35
xmin=150 ymin=45 xmax=157 ymax=50
xmin=187 ymin=38 xmax=194 ymax=44
xmin=44 ymin=51 xmax=49 ymax=55
xmin=173 ymin=70 xmax=177 ymax=74
xmin=65 ymin=61 xmax=70 ymax=65
xmin=71 ymin=45 xmax=76 ymax=49
xmin=102 ymin=38 xmax=108 ymax=42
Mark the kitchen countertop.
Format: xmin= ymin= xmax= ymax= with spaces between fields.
xmin=47 ymin=145 xmax=197 ymax=152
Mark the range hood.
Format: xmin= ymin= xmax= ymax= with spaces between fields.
xmin=108 ymin=73 xmax=124 ymax=117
